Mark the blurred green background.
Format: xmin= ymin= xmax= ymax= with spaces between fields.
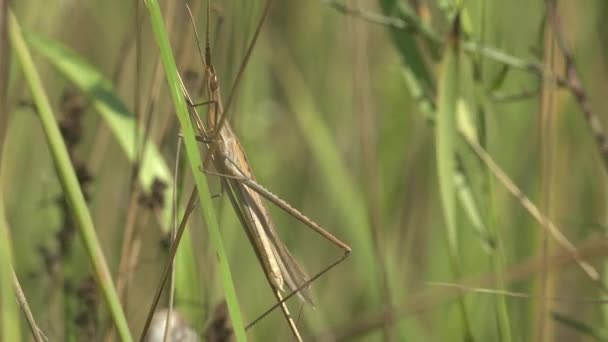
xmin=3 ymin=0 xmax=608 ymax=341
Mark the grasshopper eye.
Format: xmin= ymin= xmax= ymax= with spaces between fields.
xmin=209 ymin=74 xmax=219 ymax=91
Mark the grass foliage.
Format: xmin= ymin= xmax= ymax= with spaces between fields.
xmin=2 ymin=0 xmax=608 ymax=341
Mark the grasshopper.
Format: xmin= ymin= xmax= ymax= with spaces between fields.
xmin=141 ymin=1 xmax=350 ymax=340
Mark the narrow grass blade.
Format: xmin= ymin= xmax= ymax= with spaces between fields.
xmin=436 ymin=23 xmax=460 ymax=264
xmin=142 ymin=1 xmax=247 ymax=340
xmin=378 ymin=0 xmax=436 ymax=95
xmin=458 ymin=94 xmax=512 ymax=341
xmin=11 ymin=270 xmax=44 ymax=342
xmin=8 ymin=10 xmax=133 ymax=342
xmin=436 ymin=16 xmax=475 ymax=341
xmin=24 ymin=32 xmax=174 ymax=232
xmin=0 ymin=195 xmax=21 ymax=342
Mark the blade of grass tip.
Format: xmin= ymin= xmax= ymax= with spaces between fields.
xmin=0 ymin=196 xmax=21 ymax=342
xmin=142 ymin=1 xmax=247 ymax=341
xmin=436 ymin=15 xmax=475 ymax=342
xmin=24 ymin=31 xmax=174 ymax=233
xmin=7 ymin=10 xmax=133 ymax=342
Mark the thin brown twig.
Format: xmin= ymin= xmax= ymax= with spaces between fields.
xmin=116 ymin=0 xmax=177 ymax=310
xmin=112 ymin=4 xmax=148 ymax=340
xmin=163 ymin=135 xmax=182 ymax=342
xmin=427 ymin=282 xmax=608 ymax=304
xmin=116 ymin=191 xmax=141 ymax=302
xmin=12 ymin=270 xmax=46 ymax=342
xmin=139 ymin=189 xmax=199 ymax=342
xmin=463 ymin=134 xmax=602 ymax=286
xmin=547 ymin=2 xmax=608 ymax=173
xmin=140 ymin=75 xmax=202 ymax=338
xmin=88 ymin=0 xmax=147 ymax=173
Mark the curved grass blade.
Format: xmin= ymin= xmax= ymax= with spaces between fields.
xmin=143 ymin=0 xmax=247 ymax=340
xmin=23 ymin=31 xmax=174 ymax=232
xmin=436 ymin=22 xmax=459 ymax=271
xmin=8 ymin=10 xmax=133 ymax=342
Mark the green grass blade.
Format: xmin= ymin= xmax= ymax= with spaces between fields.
xmin=436 ymin=17 xmax=475 ymax=341
xmin=458 ymin=91 xmax=513 ymax=341
xmin=0 ymin=195 xmax=21 ymax=342
xmin=142 ymin=1 xmax=247 ymax=340
xmin=8 ymin=10 xmax=132 ymax=342
xmin=378 ymin=0 xmax=435 ymax=99
xmin=436 ymin=21 xmax=460 ymax=274
xmin=24 ymin=31 xmax=174 ymax=232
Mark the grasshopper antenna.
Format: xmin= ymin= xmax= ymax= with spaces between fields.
xmin=205 ymin=0 xmax=212 ymax=67
xmin=185 ymin=3 xmax=207 ymax=69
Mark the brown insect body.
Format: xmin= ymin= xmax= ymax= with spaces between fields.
xmin=205 ymin=64 xmax=313 ymax=304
